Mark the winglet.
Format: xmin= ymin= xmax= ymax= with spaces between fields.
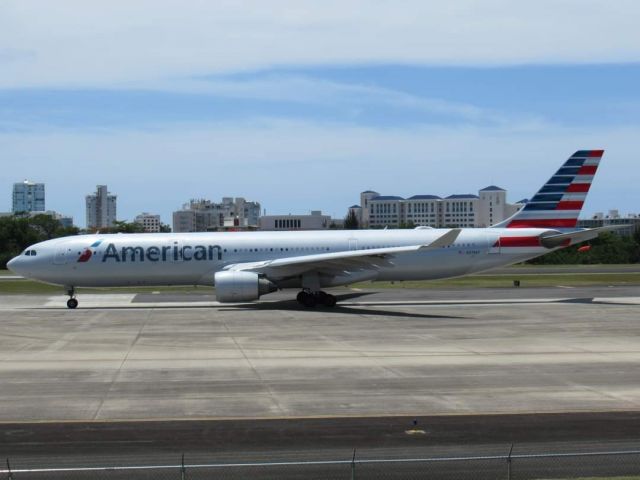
xmin=421 ymin=228 xmax=462 ymax=249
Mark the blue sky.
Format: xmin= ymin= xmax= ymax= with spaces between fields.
xmin=1 ymin=1 xmax=639 ymax=226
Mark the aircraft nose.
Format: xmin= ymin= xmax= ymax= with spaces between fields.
xmin=6 ymin=256 xmax=25 ymax=276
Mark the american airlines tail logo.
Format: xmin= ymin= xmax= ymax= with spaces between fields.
xmin=77 ymin=240 xmax=103 ymax=262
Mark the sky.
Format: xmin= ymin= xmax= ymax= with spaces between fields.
xmin=1 ymin=1 xmax=640 ymax=227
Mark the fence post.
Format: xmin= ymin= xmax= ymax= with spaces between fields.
xmin=351 ymin=448 xmax=357 ymax=480
xmin=507 ymin=444 xmax=514 ymax=480
xmin=181 ymin=453 xmax=185 ymax=480
xmin=6 ymin=459 xmax=12 ymax=480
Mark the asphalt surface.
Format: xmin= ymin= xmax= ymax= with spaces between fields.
xmin=2 ymin=413 xmax=640 ymax=478
xmin=1 ymin=286 xmax=640 ymax=478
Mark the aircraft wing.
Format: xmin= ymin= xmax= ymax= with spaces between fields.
xmin=224 ymin=228 xmax=461 ymax=280
xmin=540 ymin=225 xmax=630 ymax=248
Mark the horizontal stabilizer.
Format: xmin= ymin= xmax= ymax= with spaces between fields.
xmin=540 ymin=225 xmax=630 ymax=249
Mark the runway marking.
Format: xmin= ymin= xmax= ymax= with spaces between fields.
xmin=593 ymin=297 xmax=640 ymax=305
xmin=4 ymin=295 xmax=640 ymax=311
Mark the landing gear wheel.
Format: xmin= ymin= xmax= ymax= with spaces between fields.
xmin=66 ymin=298 xmax=78 ymax=309
xmin=322 ymin=294 xmax=337 ymax=307
xmin=316 ymin=291 xmax=337 ymax=307
xmin=298 ymin=291 xmax=317 ymax=308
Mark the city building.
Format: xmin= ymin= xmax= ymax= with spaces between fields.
xmin=477 ymin=186 xmax=523 ymax=227
xmin=86 ymin=185 xmax=117 ymax=229
xmin=259 ymin=211 xmax=332 ymax=230
xmin=578 ymin=210 xmax=640 ymax=237
xmin=36 ymin=210 xmax=74 ymax=228
xmin=12 ymin=180 xmax=45 ymax=213
xmin=172 ymin=197 xmax=261 ymax=232
xmin=352 ymin=186 xmax=525 ymax=229
xmin=134 ymin=212 xmax=162 ymax=233
xmin=1 ymin=209 xmax=72 ymax=227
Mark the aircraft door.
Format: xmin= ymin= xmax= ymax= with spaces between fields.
xmin=348 ymin=238 xmax=358 ymax=250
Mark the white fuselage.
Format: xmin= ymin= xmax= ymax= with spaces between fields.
xmin=9 ymin=228 xmax=556 ymax=289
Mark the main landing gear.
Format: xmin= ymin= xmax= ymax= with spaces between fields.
xmin=65 ymin=287 xmax=78 ymax=309
xmin=296 ymin=290 xmax=337 ymax=308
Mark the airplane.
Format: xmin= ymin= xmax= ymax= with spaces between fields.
xmin=8 ymin=149 xmax=615 ymax=309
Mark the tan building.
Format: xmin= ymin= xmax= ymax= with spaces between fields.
xmin=352 ymin=186 xmax=524 ymax=228
xmin=173 ymin=197 xmax=261 ymax=232
xmin=134 ymin=212 xmax=161 ymax=233
xmin=259 ymin=211 xmax=331 ymax=230
xmin=86 ymin=185 xmax=117 ymax=229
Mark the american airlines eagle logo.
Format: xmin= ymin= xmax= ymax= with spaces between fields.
xmin=77 ymin=240 xmax=103 ymax=262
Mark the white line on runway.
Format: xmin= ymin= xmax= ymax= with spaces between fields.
xmin=4 ymin=295 xmax=640 ymax=310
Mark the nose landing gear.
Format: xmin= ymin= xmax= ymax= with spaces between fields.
xmin=296 ymin=290 xmax=337 ymax=308
xmin=65 ymin=287 xmax=78 ymax=309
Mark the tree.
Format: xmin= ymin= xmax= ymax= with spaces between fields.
xmin=343 ymin=210 xmax=359 ymax=229
xmin=528 ymin=231 xmax=640 ymax=264
xmin=0 ymin=215 xmax=79 ymax=268
xmin=399 ymin=221 xmax=416 ymax=229
xmin=87 ymin=220 xmax=145 ymax=234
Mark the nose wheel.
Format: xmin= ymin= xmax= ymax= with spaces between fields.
xmin=65 ymin=287 xmax=78 ymax=309
xmin=296 ymin=290 xmax=337 ymax=308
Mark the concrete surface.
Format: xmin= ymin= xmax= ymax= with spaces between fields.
xmin=0 ymin=286 xmax=639 ymax=422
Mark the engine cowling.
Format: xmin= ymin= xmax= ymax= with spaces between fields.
xmin=214 ymin=271 xmax=277 ymax=302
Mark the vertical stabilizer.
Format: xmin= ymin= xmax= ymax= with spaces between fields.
xmin=494 ymin=150 xmax=604 ymax=229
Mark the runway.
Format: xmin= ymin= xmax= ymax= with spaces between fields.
xmin=1 ymin=286 xmax=640 ymax=475
xmin=1 ymin=286 xmax=639 ymax=422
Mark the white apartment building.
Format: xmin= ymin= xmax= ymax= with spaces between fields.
xmin=86 ymin=185 xmax=117 ymax=229
xmin=134 ymin=212 xmax=162 ymax=233
xmin=12 ymin=180 xmax=45 ymax=213
xmin=578 ymin=210 xmax=640 ymax=237
xmin=172 ymin=197 xmax=261 ymax=232
xmin=352 ymin=186 xmax=525 ymax=228
xmin=259 ymin=211 xmax=332 ymax=230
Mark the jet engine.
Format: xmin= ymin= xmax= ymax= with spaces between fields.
xmin=214 ymin=271 xmax=278 ymax=302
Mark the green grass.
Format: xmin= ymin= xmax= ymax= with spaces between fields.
xmin=0 ymin=279 xmax=215 ymax=295
xmin=352 ymin=273 xmax=640 ymax=289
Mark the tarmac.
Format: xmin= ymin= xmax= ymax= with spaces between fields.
xmin=1 ymin=286 xmax=639 ymax=422
xmin=1 ymin=285 xmax=640 ymax=473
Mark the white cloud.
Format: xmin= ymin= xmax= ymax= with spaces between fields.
xmin=0 ymin=119 xmax=636 ymax=225
xmin=1 ymin=0 xmax=639 ymax=89
xmin=141 ymin=75 xmax=502 ymax=123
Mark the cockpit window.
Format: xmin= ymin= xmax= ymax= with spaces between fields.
xmin=24 ymin=250 xmax=37 ymax=256
xmin=31 ymin=250 xmax=37 ymax=256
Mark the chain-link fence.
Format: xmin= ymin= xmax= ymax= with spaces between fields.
xmin=2 ymin=448 xmax=640 ymax=479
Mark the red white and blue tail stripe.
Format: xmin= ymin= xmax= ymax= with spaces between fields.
xmin=497 ymin=150 xmax=603 ymax=229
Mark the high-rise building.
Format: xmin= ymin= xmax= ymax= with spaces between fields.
xmin=172 ymin=197 xmax=261 ymax=232
xmin=134 ymin=212 xmax=162 ymax=233
xmin=86 ymin=185 xmax=117 ymax=229
xmin=12 ymin=180 xmax=45 ymax=213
